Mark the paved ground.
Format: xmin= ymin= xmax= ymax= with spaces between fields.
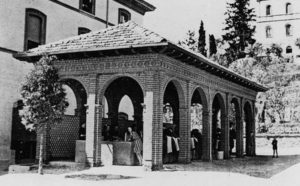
xmin=1 ymin=154 xmax=300 ymax=186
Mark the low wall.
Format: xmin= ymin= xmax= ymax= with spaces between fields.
xmin=50 ymin=115 xmax=80 ymax=159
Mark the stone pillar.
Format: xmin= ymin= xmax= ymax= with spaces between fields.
xmin=251 ymin=100 xmax=256 ymax=156
xmin=94 ymin=104 xmax=103 ymax=166
xmin=202 ymin=110 xmax=212 ymax=161
xmin=224 ymin=93 xmax=230 ymax=159
xmin=85 ymin=75 xmax=98 ymax=166
xmin=236 ymin=97 xmax=243 ymax=157
xmin=142 ymin=91 xmax=153 ymax=171
xmin=178 ymin=107 xmax=190 ymax=163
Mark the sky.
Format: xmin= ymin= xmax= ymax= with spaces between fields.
xmin=144 ymin=0 xmax=257 ymax=43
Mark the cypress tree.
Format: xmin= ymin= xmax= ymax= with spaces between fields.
xmin=209 ymin=34 xmax=217 ymax=57
xmin=198 ymin=21 xmax=207 ymax=57
xmin=222 ymin=0 xmax=256 ymax=64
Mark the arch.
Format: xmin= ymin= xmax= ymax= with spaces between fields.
xmin=101 ymin=76 xmax=144 ymax=147
xmin=286 ymin=46 xmax=293 ymax=54
xmin=230 ymin=97 xmax=241 ymax=157
xmin=243 ymin=101 xmax=254 ymax=156
xmin=118 ymin=8 xmax=131 ymax=24
xmin=99 ymin=74 xmax=145 ymax=103
xmin=163 ymin=78 xmax=186 ymax=108
xmin=266 ymin=26 xmax=272 ymax=38
xmin=286 ymin=24 xmax=292 ymax=36
xmin=162 ymin=79 xmax=186 ymax=164
xmin=266 ymin=5 xmax=271 ymax=16
xmin=48 ymin=78 xmax=88 ymax=160
xmin=211 ymin=93 xmax=226 ymax=159
xmin=190 ymin=86 xmax=209 ymax=160
xmin=286 ymin=2 xmax=292 ymax=14
xmin=118 ymin=95 xmax=134 ymax=121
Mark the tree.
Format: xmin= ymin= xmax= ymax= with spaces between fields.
xmin=222 ymin=0 xmax=256 ymax=64
xmin=178 ymin=30 xmax=197 ymax=51
xmin=229 ymin=43 xmax=296 ymax=134
xmin=209 ymin=34 xmax=217 ymax=57
xmin=19 ymin=55 xmax=68 ymax=174
xmin=198 ymin=21 xmax=207 ymax=56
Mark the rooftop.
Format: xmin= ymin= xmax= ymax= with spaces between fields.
xmin=14 ymin=21 xmax=267 ymax=92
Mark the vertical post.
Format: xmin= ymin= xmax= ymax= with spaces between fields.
xmin=178 ymin=107 xmax=190 ymax=163
xmin=252 ymin=100 xmax=256 ymax=156
xmin=236 ymin=97 xmax=243 ymax=157
xmin=143 ymin=92 xmax=153 ymax=171
xmin=85 ymin=75 xmax=98 ymax=166
xmin=224 ymin=93 xmax=230 ymax=159
xmin=202 ymin=110 xmax=212 ymax=161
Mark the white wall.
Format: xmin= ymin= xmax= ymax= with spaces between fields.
xmin=0 ymin=0 xmax=148 ymax=168
xmin=256 ymin=0 xmax=300 ymax=62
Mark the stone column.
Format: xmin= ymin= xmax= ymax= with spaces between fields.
xmin=142 ymin=91 xmax=153 ymax=171
xmin=85 ymin=75 xmax=98 ymax=166
xmin=202 ymin=110 xmax=212 ymax=161
xmin=178 ymin=107 xmax=190 ymax=163
xmin=236 ymin=97 xmax=243 ymax=157
xmin=224 ymin=93 xmax=230 ymax=159
xmin=251 ymin=100 xmax=256 ymax=156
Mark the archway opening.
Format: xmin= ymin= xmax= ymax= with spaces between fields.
xmin=244 ymin=102 xmax=254 ymax=156
xmin=163 ymin=81 xmax=181 ymax=164
xmin=11 ymin=100 xmax=37 ymax=164
xmin=49 ymin=79 xmax=87 ymax=161
xmin=102 ymin=76 xmax=144 ymax=146
xmin=212 ymin=94 xmax=226 ymax=159
xmin=230 ymin=98 xmax=241 ymax=157
xmin=190 ymin=88 xmax=208 ymax=161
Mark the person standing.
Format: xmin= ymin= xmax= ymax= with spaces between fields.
xmin=125 ymin=127 xmax=143 ymax=165
xmin=272 ymin=137 xmax=278 ymax=158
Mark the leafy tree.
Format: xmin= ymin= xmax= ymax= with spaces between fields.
xmin=209 ymin=34 xmax=217 ymax=57
xmin=19 ymin=55 xmax=68 ymax=174
xmin=198 ymin=21 xmax=207 ymax=56
xmin=229 ymin=44 xmax=294 ymax=129
xmin=222 ymin=0 xmax=256 ymax=64
xmin=178 ymin=30 xmax=197 ymax=51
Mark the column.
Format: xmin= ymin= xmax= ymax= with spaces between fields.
xmin=236 ymin=97 xmax=243 ymax=157
xmin=143 ymin=91 xmax=153 ymax=171
xmin=178 ymin=107 xmax=190 ymax=163
xmin=224 ymin=93 xmax=230 ymax=159
xmin=202 ymin=110 xmax=212 ymax=161
xmin=251 ymin=100 xmax=256 ymax=156
xmin=85 ymin=75 xmax=98 ymax=166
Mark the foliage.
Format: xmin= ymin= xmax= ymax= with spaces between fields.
xmin=178 ymin=30 xmax=198 ymax=51
xmin=222 ymin=0 xmax=256 ymax=65
xmin=178 ymin=21 xmax=207 ymax=56
xmin=198 ymin=21 xmax=207 ymax=56
xmin=229 ymin=44 xmax=294 ymax=127
xmin=19 ymin=55 xmax=68 ymax=131
xmin=209 ymin=34 xmax=217 ymax=57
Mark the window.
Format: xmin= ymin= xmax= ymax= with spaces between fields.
xmin=78 ymin=27 xmax=91 ymax=35
xmin=286 ymin=46 xmax=293 ymax=53
xmin=266 ymin=26 xmax=272 ymax=38
xmin=24 ymin=9 xmax=46 ymax=51
xmin=266 ymin=5 xmax=271 ymax=16
xmin=79 ymin=0 xmax=95 ymax=14
xmin=286 ymin=24 xmax=292 ymax=36
xmin=286 ymin=3 xmax=292 ymax=14
xmin=118 ymin=9 xmax=131 ymax=24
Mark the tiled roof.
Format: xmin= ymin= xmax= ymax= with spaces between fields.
xmin=21 ymin=21 xmax=167 ymax=56
xmin=14 ymin=21 xmax=267 ymax=92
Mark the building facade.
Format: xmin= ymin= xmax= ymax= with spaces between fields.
xmin=256 ymin=0 xmax=300 ymax=63
xmin=0 ymin=0 xmax=154 ymax=170
xmin=15 ymin=22 xmax=266 ymax=170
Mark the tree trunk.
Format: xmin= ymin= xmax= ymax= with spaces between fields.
xmin=38 ymin=133 xmax=44 ymax=175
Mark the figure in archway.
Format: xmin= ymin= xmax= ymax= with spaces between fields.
xmin=125 ymin=126 xmax=143 ymax=165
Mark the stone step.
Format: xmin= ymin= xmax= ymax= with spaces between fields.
xmin=49 ymin=161 xmax=85 ymax=169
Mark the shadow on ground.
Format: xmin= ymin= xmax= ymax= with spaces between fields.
xmin=164 ymin=155 xmax=300 ymax=178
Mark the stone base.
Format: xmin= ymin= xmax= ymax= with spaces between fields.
xmin=75 ymin=140 xmax=86 ymax=163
